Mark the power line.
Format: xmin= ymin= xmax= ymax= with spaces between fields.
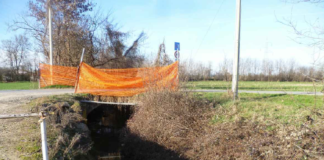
xmin=191 ymin=0 xmax=226 ymax=58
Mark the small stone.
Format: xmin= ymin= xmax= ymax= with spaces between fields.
xmin=76 ymin=123 xmax=89 ymax=133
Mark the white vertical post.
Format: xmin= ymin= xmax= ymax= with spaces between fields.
xmin=48 ymin=0 xmax=53 ymax=85
xmin=232 ymin=0 xmax=241 ymax=100
xmin=49 ymin=2 xmax=53 ymax=65
xmin=40 ymin=118 xmax=49 ymax=160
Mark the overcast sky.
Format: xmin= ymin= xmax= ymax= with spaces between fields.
xmin=0 ymin=0 xmax=323 ymax=67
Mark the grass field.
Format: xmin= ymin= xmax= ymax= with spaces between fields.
xmin=1 ymin=80 xmax=324 ymax=92
xmin=0 ymin=82 xmax=39 ymax=90
xmin=187 ymin=81 xmax=324 ymax=92
xmin=0 ymin=82 xmax=73 ymax=90
xmin=199 ymin=92 xmax=324 ymax=127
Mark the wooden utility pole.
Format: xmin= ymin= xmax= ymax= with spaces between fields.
xmin=232 ymin=0 xmax=241 ymax=100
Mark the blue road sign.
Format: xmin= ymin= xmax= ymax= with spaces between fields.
xmin=175 ymin=42 xmax=180 ymax=51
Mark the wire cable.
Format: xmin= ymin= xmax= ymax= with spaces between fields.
xmin=191 ymin=0 xmax=226 ymax=58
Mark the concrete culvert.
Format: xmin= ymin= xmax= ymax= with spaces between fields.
xmin=86 ymin=105 xmax=133 ymax=158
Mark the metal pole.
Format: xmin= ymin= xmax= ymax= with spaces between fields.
xmin=0 ymin=112 xmax=49 ymax=159
xmin=48 ymin=0 xmax=53 ymax=85
xmin=177 ymin=49 xmax=180 ymax=85
xmin=40 ymin=117 xmax=49 ymax=160
xmin=74 ymin=48 xmax=85 ymax=93
xmin=49 ymin=2 xmax=53 ymax=65
xmin=232 ymin=0 xmax=241 ymax=100
xmin=0 ymin=113 xmax=40 ymax=119
xmin=80 ymin=48 xmax=85 ymax=63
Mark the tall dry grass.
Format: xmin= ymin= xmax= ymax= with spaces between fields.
xmin=32 ymin=97 xmax=92 ymax=159
xmin=122 ymin=90 xmax=324 ymax=160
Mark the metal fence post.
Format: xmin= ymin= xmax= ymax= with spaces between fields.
xmin=0 ymin=112 xmax=49 ymax=160
xmin=40 ymin=116 xmax=49 ymax=160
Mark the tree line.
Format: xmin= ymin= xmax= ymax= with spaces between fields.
xmin=0 ymin=35 xmax=39 ymax=81
xmin=181 ymin=58 xmax=324 ymax=82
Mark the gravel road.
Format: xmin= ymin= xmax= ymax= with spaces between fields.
xmin=0 ymin=89 xmax=74 ymax=103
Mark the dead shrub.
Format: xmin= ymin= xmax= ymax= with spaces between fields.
xmin=32 ymin=96 xmax=92 ymax=159
xmin=123 ymin=90 xmax=215 ymax=159
xmin=123 ymin=90 xmax=324 ymax=160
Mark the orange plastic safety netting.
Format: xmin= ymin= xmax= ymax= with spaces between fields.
xmin=39 ymin=64 xmax=77 ymax=88
xmin=75 ymin=62 xmax=178 ymax=96
xmin=40 ymin=61 xmax=178 ymax=96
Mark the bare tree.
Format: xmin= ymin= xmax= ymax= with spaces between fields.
xmin=261 ymin=59 xmax=274 ymax=81
xmin=274 ymin=59 xmax=284 ymax=81
xmin=1 ymin=34 xmax=30 ymax=75
xmin=10 ymin=0 xmax=146 ymax=68
xmin=282 ymin=0 xmax=324 ymax=3
xmin=154 ymin=41 xmax=172 ymax=67
xmin=278 ymin=0 xmax=324 ymax=51
xmin=218 ymin=57 xmax=232 ymax=81
xmin=178 ymin=57 xmax=324 ymax=82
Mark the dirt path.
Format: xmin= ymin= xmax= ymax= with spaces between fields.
xmin=0 ymin=89 xmax=74 ymax=160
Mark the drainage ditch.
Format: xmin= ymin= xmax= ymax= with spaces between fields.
xmin=86 ymin=105 xmax=133 ymax=159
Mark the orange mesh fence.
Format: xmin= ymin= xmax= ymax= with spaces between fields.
xmin=75 ymin=61 xmax=178 ymax=96
xmin=39 ymin=64 xmax=77 ymax=88
xmin=40 ymin=61 xmax=178 ymax=96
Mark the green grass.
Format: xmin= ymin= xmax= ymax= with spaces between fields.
xmin=0 ymin=82 xmax=39 ymax=90
xmin=42 ymin=84 xmax=73 ymax=89
xmin=3 ymin=80 xmax=322 ymax=92
xmin=0 ymin=82 xmax=73 ymax=90
xmin=198 ymin=92 xmax=324 ymax=126
xmin=186 ymin=81 xmax=324 ymax=92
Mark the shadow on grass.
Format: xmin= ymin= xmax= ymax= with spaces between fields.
xmin=122 ymin=133 xmax=188 ymax=160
